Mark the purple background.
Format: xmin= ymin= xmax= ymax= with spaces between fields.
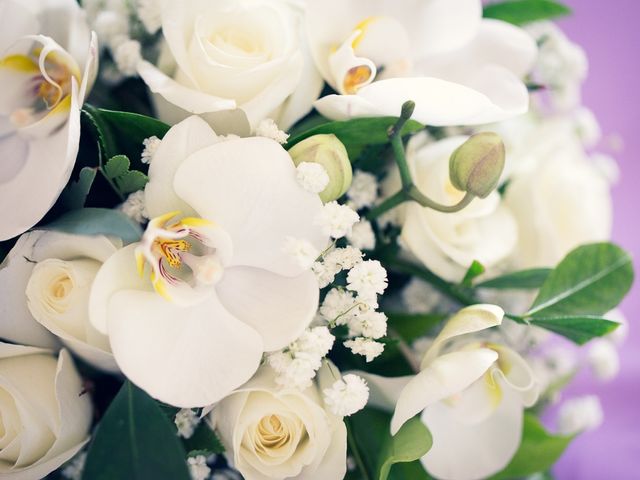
xmin=548 ymin=1 xmax=640 ymax=478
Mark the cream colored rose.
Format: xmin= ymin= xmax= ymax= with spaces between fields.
xmin=0 ymin=343 xmax=92 ymax=479
xmin=0 ymin=230 xmax=121 ymax=371
xmin=503 ymin=117 xmax=612 ymax=268
xmin=138 ymin=0 xmax=322 ymax=132
xmin=393 ymin=133 xmax=517 ymax=281
xmin=212 ymin=366 xmax=347 ymax=480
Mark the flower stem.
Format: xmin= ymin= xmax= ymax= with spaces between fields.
xmin=345 ymin=416 xmax=373 ymax=480
xmin=367 ymin=101 xmax=476 ymax=220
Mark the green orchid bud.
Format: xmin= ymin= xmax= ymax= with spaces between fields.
xmin=449 ymin=132 xmax=505 ymax=199
xmin=289 ymin=134 xmax=352 ymax=203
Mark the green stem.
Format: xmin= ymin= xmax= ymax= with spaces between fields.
xmin=389 ymin=328 xmax=420 ymax=373
xmin=345 ymin=416 xmax=373 ymax=480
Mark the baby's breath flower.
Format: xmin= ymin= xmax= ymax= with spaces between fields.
xmin=256 ymin=118 xmax=289 ymax=144
xmin=323 ymin=374 xmax=369 ymax=416
xmin=347 ymin=220 xmax=376 ymax=250
xmin=587 ymin=339 xmax=620 ymax=381
xmin=347 ymin=310 xmax=387 ymax=339
xmin=188 ymin=455 xmax=211 ymax=480
xmin=315 ymin=202 xmax=359 ymax=239
xmin=344 ymin=338 xmax=385 ymax=362
xmin=119 ymin=190 xmax=148 ymax=223
xmin=557 ymin=395 xmax=603 ymax=435
xmin=347 ymin=170 xmax=378 ymax=210
xmin=175 ymin=409 xmax=200 ymax=439
xmin=141 ymin=136 xmax=162 ymax=164
xmin=346 ymin=260 xmax=388 ymax=298
xmin=114 ymin=39 xmax=141 ymax=76
xmin=296 ymin=162 xmax=330 ymax=193
xmin=136 ymin=0 xmax=163 ymax=34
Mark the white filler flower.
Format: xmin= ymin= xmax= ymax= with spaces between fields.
xmin=323 ymin=374 xmax=370 ymax=416
xmin=89 ymin=116 xmax=328 ymax=408
xmin=0 ymin=0 xmax=98 ymax=240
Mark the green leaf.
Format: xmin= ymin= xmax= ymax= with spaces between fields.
xmin=527 ymin=243 xmax=634 ymax=317
xmin=183 ymin=422 xmax=225 ymax=457
xmin=82 ymin=382 xmax=191 ymax=480
xmin=346 ymin=408 xmax=431 ymax=480
xmin=59 ymin=167 xmax=98 ymax=210
xmin=386 ymin=312 xmax=446 ymax=343
xmin=103 ymin=155 xmax=130 ymax=180
xmin=528 ymin=315 xmax=620 ymax=345
xmin=483 ymin=0 xmax=571 ymax=25
xmin=117 ymin=170 xmax=149 ymax=195
xmin=45 ymin=208 xmax=142 ymax=245
xmin=286 ymin=116 xmax=424 ymax=159
xmin=461 ymin=260 xmax=485 ymax=287
xmin=477 ymin=268 xmax=551 ymax=289
xmin=489 ymin=414 xmax=573 ymax=480
xmin=378 ymin=418 xmax=433 ymax=480
xmin=82 ymin=104 xmax=118 ymax=160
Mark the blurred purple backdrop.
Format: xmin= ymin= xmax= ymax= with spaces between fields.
xmin=548 ymin=1 xmax=640 ymax=478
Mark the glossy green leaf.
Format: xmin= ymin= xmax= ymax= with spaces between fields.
xmin=45 ymin=208 xmax=142 ymax=245
xmin=489 ymin=414 xmax=573 ymax=480
xmin=103 ymin=155 xmax=149 ymax=196
xmin=379 ymin=418 xmax=433 ymax=480
xmin=529 ymin=315 xmax=619 ymax=345
xmin=483 ymin=0 xmax=571 ymax=25
xmin=386 ymin=312 xmax=446 ymax=343
xmin=477 ymin=268 xmax=551 ymax=289
xmin=527 ymin=243 xmax=633 ymax=317
xmin=286 ymin=116 xmax=424 ymax=159
xmin=103 ymin=155 xmax=130 ymax=180
xmin=117 ymin=170 xmax=149 ymax=195
xmin=82 ymin=382 xmax=191 ymax=480
xmin=461 ymin=260 xmax=486 ymax=287
xmin=183 ymin=422 xmax=225 ymax=457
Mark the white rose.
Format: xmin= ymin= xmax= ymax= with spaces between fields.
xmin=0 ymin=230 xmax=120 ymax=372
xmin=503 ymin=117 xmax=612 ymax=268
xmin=395 ymin=133 xmax=517 ymax=281
xmin=211 ymin=365 xmax=347 ymax=480
xmin=307 ymin=0 xmax=537 ymax=125
xmin=138 ymin=0 xmax=322 ymax=132
xmin=0 ymin=0 xmax=98 ymax=240
xmin=89 ymin=116 xmax=327 ymax=407
xmin=0 ymin=343 xmax=92 ymax=479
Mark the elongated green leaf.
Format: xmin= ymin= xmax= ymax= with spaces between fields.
xmin=483 ymin=0 xmax=571 ymax=25
xmin=82 ymin=382 xmax=191 ymax=480
xmin=527 ymin=243 xmax=633 ymax=317
xmin=386 ymin=312 xmax=446 ymax=343
xmin=286 ymin=116 xmax=424 ymax=159
xmin=529 ymin=315 xmax=619 ymax=345
xmin=489 ymin=414 xmax=573 ymax=480
xmin=379 ymin=418 xmax=433 ymax=480
xmin=45 ymin=208 xmax=142 ymax=245
xmin=461 ymin=260 xmax=485 ymax=287
xmin=477 ymin=268 xmax=551 ymax=289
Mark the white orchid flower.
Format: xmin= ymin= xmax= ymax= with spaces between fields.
xmin=89 ymin=116 xmax=327 ymax=408
xmin=306 ymin=0 xmax=537 ymax=125
xmin=0 ymin=0 xmax=98 ymax=240
xmin=362 ymin=305 xmax=539 ymax=480
xmin=0 ymin=230 xmax=120 ymax=372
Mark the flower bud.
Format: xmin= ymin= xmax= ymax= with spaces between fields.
xmin=449 ymin=132 xmax=505 ymax=198
xmin=289 ymin=134 xmax=352 ymax=203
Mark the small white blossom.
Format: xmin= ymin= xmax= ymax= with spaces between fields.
xmin=119 ymin=190 xmax=148 ymax=223
xmin=344 ymin=338 xmax=385 ymax=362
xmin=175 ymin=409 xmax=200 ymax=439
xmin=114 ymin=39 xmax=142 ymax=76
xmin=296 ymin=162 xmax=330 ymax=193
xmin=141 ymin=135 xmax=162 ymax=164
xmin=320 ymin=288 xmax=359 ymax=324
xmin=188 ymin=455 xmax=211 ymax=480
xmin=348 ymin=310 xmax=387 ymax=339
xmin=347 ymin=220 xmax=376 ymax=250
xmin=324 ymin=246 xmax=363 ymax=271
xmin=347 ymin=170 xmax=378 ymax=210
xmin=61 ymin=451 xmax=87 ymax=480
xmin=283 ymin=236 xmax=319 ymax=269
xmin=255 ymin=118 xmax=289 ymax=144
xmin=93 ymin=10 xmax=129 ymax=50
xmin=315 ymin=201 xmax=360 ymax=239
xmin=312 ymin=261 xmax=337 ymax=288
xmin=136 ymin=0 xmax=163 ymax=34
xmin=557 ymin=395 xmax=603 ymax=435
xmin=573 ymin=107 xmax=601 ymax=148
xmin=273 ymin=356 xmax=317 ymax=390
xmin=323 ymin=374 xmax=370 ymax=416
xmin=606 ymin=310 xmax=628 ymax=345
xmin=297 ymin=326 xmax=335 ymax=357
xmin=587 ymin=339 xmax=620 ymax=381
xmin=347 ymin=260 xmax=388 ymax=299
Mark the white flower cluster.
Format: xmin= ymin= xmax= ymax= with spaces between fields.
xmin=175 ymin=408 xmax=200 ymax=439
xmin=188 ymin=455 xmax=211 ymax=480
xmin=61 ymin=452 xmax=87 ymax=480
xmin=267 ymin=327 xmax=335 ymax=390
xmin=255 ymin=118 xmax=290 ymax=144
xmin=312 ymin=245 xmax=363 ymax=288
xmin=315 ymin=201 xmax=360 ymax=239
xmin=323 ymin=374 xmax=369 ymax=417
xmin=557 ymin=395 xmax=604 ymax=435
xmin=347 ymin=170 xmax=378 ymax=210
xmin=141 ymin=135 xmax=162 ymax=164
xmin=119 ymin=190 xmax=148 ymax=223
xmin=296 ymin=162 xmax=330 ymax=194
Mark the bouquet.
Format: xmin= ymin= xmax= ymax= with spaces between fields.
xmin=0 ymin=0 xmax=633 ymax=479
